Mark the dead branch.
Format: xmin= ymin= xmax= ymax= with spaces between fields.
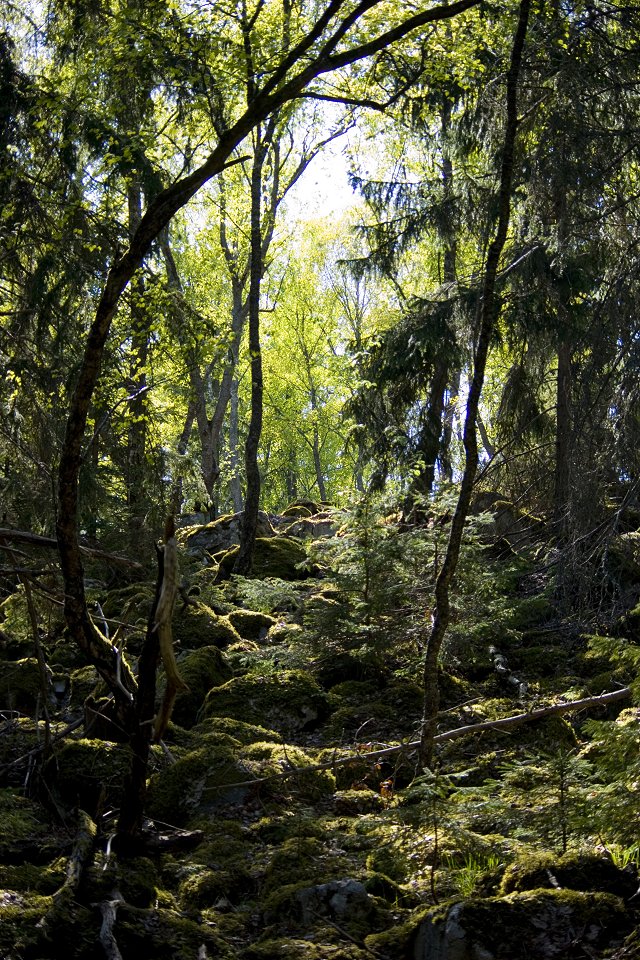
xmin=97 ymin=891 xmax=125 ymax=960
xmin=53 ymin=808 xmax=97 ymax=903
xmin=0 ymin=528 xmax=144 ymax=569
xmin=203 ymin=687 xmax=632 ymax=792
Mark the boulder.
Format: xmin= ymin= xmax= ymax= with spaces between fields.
xmin=202 ymin=669 xmax=329 ymax=736
xmin=180 ymin=512 xmax=275 ymax=559
xmin=414 ymin=890 xmax=627 ymax=960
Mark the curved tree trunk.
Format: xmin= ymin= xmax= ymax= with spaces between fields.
xmin=419 ymin=0 xmax=531 ymax=769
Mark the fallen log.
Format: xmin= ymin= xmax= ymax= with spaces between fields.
xmin=0 ymin=528 xmax=143 ymax=569
xmin=205 ymin=686 xmax=632 ymax=792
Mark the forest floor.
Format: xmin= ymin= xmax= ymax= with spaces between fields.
xmin=0 ymin=500 xmax=639 ymax=959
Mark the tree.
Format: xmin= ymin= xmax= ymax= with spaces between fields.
xmin=420 ymin=0 xmax=531 ymax=767
xmin=50 ymin=0 xmax=481 ymax=834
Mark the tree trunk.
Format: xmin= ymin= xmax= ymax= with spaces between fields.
xmin=126 ymin=180 xmax=150 ymax=549
xmin=234 ymin=135 xmax=268 ymax=574
xmin=229 ymin=375 xmax=244 ymax=513
xmin=554 ymin=337 xmax=572 ymax=535
xmin=420 ymin=0 xmax=531 ymax=769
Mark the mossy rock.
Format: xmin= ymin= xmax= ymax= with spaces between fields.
xmin=172 ymin=602 xmax=241 ymax=649
xmin=0 ymin=789 xmax=52 ymax=860
xmin=217 ymin=536 xmax=311 ymax=581
xmin=45 ymin=738 xmax=134 ymax=814
xmin=1 ymin=857 xmax=67 ymax=894
xmin=325 ymin=699 xmax=395 ymax=740
xmin=607 ymin=532 xmax=640 ymax=583
xmin=110 ymin=903 xmax=232 ymax=959
xmin=312 ymin=649 xmax=388 ymax=689
xmin=505 ymin=594 xmax=554 ymax=630
xmin=85 ymin=855 xmax=159 ymax=908
xmin=364 ymin=871 xmax=418 ymax=906
xmin=0 ymin=657 xmax=44 ymax=713
xmin=193 ymin=716 xmax=281 ymax=745
xmin=146 ymin=743 xmax=251 ymax=824
xmin=0 ymin=719 xmax=43 ymax=781
xmin=414 ymin=890 xmax=628 ymax=960
xmin=180 ymin=511 xmax=276 ymax=559
xmin=500 ymin=850 xmax=638 ymax=899
xmin=239 ymin=741 xmax=335 ymax=802
xmin=333 ymin=789 xmax=387 ymax=815
xmin=227 ymin=608 xmax=277 ymax=641
xmin=67 ymin=664 xmax=100 ymax=710
xmin=263 ymin=837 xmax=337 ymax=895
xmin=366 ymin=844 xmax=410 ymax=882
xmin=169 ymin=645 xmax=233 ymax=728
xmin=509 ymin=645 xmax=568 ymax=678
xmin=101 ymin=582 xmax=155 ymax=625
xmin=282 ymin=501 xmax=319 ymax=518
xmin=201 ymin=669 xmax=329 ymax=735
xmin=244 ymin=939 xmax=367 ymax=959
xmin=263 ymin=877 xmax=382 ymax=937
xmin=251 ymin=813 xmax=324 ymax=844
xmin=178 ymin=862 xmax=257 ymax=908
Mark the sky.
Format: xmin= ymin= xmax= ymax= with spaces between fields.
xmin=286 ymin=132 xmax=363 ymax=219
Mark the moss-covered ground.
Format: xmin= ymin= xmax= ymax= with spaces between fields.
xmin=0 ymin=506 xmax=639 ymax=959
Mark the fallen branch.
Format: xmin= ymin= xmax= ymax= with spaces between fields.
xmin=0 ymin=528 xmax=144 ymax=569
xmin=203 ymin=687 xmax=632 ymax=792
xmin=98 ymin=891 xmax=125 ymax=960
xmin=54 ymin=808 xmax=97 ymax=904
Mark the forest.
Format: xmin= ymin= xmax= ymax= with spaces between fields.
xmin=2 ymin=0 xmax=640 ymax=956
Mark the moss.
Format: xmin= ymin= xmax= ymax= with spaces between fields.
xmin=0 ymin=657 xmax=45 ymax=713
xmin=178 ymin=861 xmax=256 ymax=908
xmin=67 ymin=664 xmax=100 ymax=707
xmin=416 ymin=890 xmax=627 ymax=960
xmin=113 ymin=903 xmax=233 ymax=959
xmin=46 ymin=738 xmax=133 ymax=813
xmin=251 ymin=812 xmax=324 ymax=844
xmin=146 ymin=743 xmax=250 ymax=825
xmin=312 ymin=649 xmax=388 ymax=689
xmin=193 ymin=715 xmax=280 ymax=745
xmin=85 ymin=855 xmax=159 ymax=908
xmin=202 ymin=669 xmax=329 ymax=735
xmin=0 ymin=788 xmax=51 ymax=854
xmin=172 ymin=602 xmax=242 ymax=649
xmin=101 ymin=582 xmax=155 ymax=625
xmin=169 ymin=645 xmax=233 ymax=728
xmin=227 ymin=608 xmax=277 ymax=641
xmin=364 ymin=906 xmax=431 ymax=956
xmin=366 ymin=844 xmax=409 ymax=882
xmin=239 ymin=741 xmax=335 ymax=801
xmin=333 ymin=789 xmax=387 ymax=815
xmin=500 ymin=850 xmax=638 ymax=899
xmin=217 ymin=536 xmax=311 ymax=581
xmin=1 ymin=857 xmax=66 ymax=894
xmin=244 ymin=938 xmax=367 ymax=959
xmin=364 ymin=871 xmax=417 ymax=906
xmin=262 ymin=837 xmax=332 ymax=894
